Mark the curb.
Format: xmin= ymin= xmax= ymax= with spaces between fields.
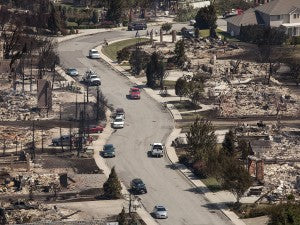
xmin=97 ymin=38 xmax=247 ymax=225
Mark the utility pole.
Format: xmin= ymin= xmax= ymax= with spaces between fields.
xmin=32 ymin=120 xmax=35 ymax=160
xmin=69 ymin=123 xmax=72 ymax=152
xmin=59 ymin=104 xmax=64 ymax=152
xmin=75 ymin=92 xmax=78 ymax=120
xmin=41 ymin=129 xmax=44 ymax=153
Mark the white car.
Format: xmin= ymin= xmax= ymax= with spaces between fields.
xmin=153 ymin=205 xmax=168 ymax=219
xmin=89 ymin=49 xmax=100 ymax=59
xmin=150 ymin=143 xmax=164 ymax=157
xmin=112 ymin=118 xmax=124 ymax=129
xmin=189 ymin=19 xmax=196 ymax=26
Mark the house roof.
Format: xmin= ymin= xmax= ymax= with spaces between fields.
xmin=226 ymin=8 xmax=258 ymax=27
xmin=255 ymin=0 xmax=300 ymax=15
xmin=226 ymin=0 xmax=300 ymax=27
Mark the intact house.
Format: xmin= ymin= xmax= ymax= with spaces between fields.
xmin=226 ymin=0 xmax=300 ymax=37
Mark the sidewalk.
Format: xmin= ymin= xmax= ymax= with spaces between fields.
xmin=97 ymin=39 xmax=247 ymax=225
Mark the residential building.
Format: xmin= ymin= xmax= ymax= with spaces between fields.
xmin=226 ymin=0 xmax=300 ymax=36
xmin=177 ymin=0 xmax=210 ymax=9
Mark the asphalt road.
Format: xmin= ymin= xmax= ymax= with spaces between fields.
xmin=58 ymin=27 xmax=233 ymax=225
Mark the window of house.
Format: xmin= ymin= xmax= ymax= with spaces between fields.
xmin=277 ymin=15 xmax=281 ymax=20
xmin=294 ymin=14 xmax=297 ymax=19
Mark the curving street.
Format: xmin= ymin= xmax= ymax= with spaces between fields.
xmin=58 ymin=28 xmax=233 ymax=225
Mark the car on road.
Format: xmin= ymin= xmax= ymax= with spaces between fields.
xmin=112 ymin=118 xmax=124 ymax=129
xmin=82 ymin=70 xmax=101 ymax=86
xmin=66 ymin=68 xmax=79 ymax=76
xmin=150 ymin=143 xmax=164 ymax=157
xmin=113 ymin=108 xmax=125 ymax=119
xmin=153 ymin=205 xmax=168 ymax=219
xmin=89 ymin=49 xmax=100 ymax=59
xmin=128 ymin=22 xmax=147 ymax=31
xmin=85 ymin=125 xmax=104 ymax=134
xmin=131 ymin=178 xmax=147 ymax=194
xmin=102 ymin=144 xmax=115 ymax=158
xmin=129 ymin=87 xmax=140 ymax=99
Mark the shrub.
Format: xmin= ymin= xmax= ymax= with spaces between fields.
xmin=175 ymin=7 xmax=198 ymax=22
xmin=192 ymin=160 xmax=208 ymax=178
xmin=117 ymin=48 xmax=130 ymax=64
xmin=291 ymin=36 xmax=300 ymax=45
xmin=178 ymin=154 xmax=190 ymax=166
xmin=161 ymin=23 xmax=172 ymax=33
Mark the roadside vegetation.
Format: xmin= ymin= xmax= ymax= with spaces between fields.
xmin=102 ymin=38 xmax=149 ymax=61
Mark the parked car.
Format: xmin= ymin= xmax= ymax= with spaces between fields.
xmin=189 ymin=19 xmax=196 ymax=26
xmin=182 ymin=29 xmax=195 ymax=38
xmin=66 ymin=68 xmax=79 ymax=76
xmin=89 ymin=49 xmax=100 ymax=59
xmin=82 ymin=70 xmax=101 ymax=86
xmin=153 ymin=205 xmax=168 ymax=219
xmin=128 ymin=23 xmax=147 ymax=31
xmin=85 ymin=125 xmax=104 ymax=134
xmin=112 ymin=118 xmax=124 ymax=129
xmin=131 ymin=178 xmax=147 ymax=194
xmin=129 ymin=87 xmax=140 ymax=99
xmin=150 ymin=143 xmax=164 ymax=157
xmin=102 ymin=144 xmax=115 ymax=158
xmin=52 ymin=135 xmax=73 ymax=146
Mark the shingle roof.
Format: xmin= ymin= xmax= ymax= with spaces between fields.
xmin=226 ymin=8 xmax=258 ymax=26
xmin=255 ymin=0 xmax=300 ymax=15
xmin=226 ymin=0 xmax=300 ymax=27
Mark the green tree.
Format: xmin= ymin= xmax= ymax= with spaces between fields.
xmin=238 ymin=139 xmax=252 ymax=160
xmin=222 ymin=129 xmax=236 ymax=157
xmin=161 ymin=22 xmax=172 ymax=34
xmin=186 ymin=117 xmax=217 ymax=162
xmin=146 ymin=52 xmax=165 ymax=88
xmin=117 ymin=48 xmax=130 ymax=64
xmin=195 ymin=5 xmax=217 ymax=38
xmin=91 ymin=10 xmax=99 ymax=24
xmin=117 ymin=207 xmax=126 ymax=225
xmin=106 ymin=0 xmax=124 ymax=24
xmin=103 ymin=166 xmax=122 ymax=199
xmin=222 ymin=158 xmax=252 ymax=203
xmin=174 ymin=39 xmax=186 ymax=67
xmin=268 ymin=203 xmax=300 ymax=225
xmin=129 ymin=47 xmax=149 ymax=75
xmin=48 ymin=3 xmax=61 ymax=35
xmin=175 ymin=77 xmax=188 ymax=101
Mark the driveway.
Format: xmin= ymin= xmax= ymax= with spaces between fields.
xmin=58 ymin=29 xmax=233 ymax=225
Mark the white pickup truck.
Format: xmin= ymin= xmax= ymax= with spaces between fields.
xmin=150 ymin=143 xmax=164 ymax=157
xmin=82 ymin=70 xmax=101 ymax=86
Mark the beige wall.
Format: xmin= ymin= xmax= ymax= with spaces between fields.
xmin=290 ymin=11 xmax=300 ymax=23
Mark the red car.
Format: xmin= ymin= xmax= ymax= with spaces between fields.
xmin=85 ymin=125 xmax=104 ymax=133
xmin=129 ymin=87 xmax=140 ymax=99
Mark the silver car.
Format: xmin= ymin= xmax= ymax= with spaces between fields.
xmin=153 ymin=205 xmax=168 ymax=219
xmin=66 ymin=68 xmax=79 ymax=76
xmin=89 ymin=49 xmax=100 ymax=59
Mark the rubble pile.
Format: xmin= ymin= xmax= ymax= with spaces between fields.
xmin=0 ymin=171 xmax=60 ymax=194
xmin=236 ymin=124 xmax=300 ymax=194
xmin=0 ymin=89 xmax=37 ymax=121
xmin=218 ymin=83 xmax=300 ymax=117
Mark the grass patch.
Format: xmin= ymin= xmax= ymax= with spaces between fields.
xmin=169 ymin=100 xmax=202 ymax=112
xmin=102 ymin=38 xmax=149 ymax=61
xmin=199 ymin=29 xmax=239 ymax=41
xmin=66 ymin=21 xmax=78 ymax=27
xmin=163 ymin=80 xmax=176 ymax=89
xmin=120 ymin=62 xmax=130 ymax=67
xmin=201 ymin=177 xmax=223 ymax=192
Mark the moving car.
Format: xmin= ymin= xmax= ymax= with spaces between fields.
xmin=102 ymin=144 xmax=115 ymax=158
xmin=131 ymin=178 xmax=147 ymax=194
xmin=112 ymin=118 xmax=124 ymax=129
xmin=150 ymin=143 xmax=164 ymax=157
xmin=89 ymin=49 xmax=100 ymax=59
xmin=113 ymin=108 xmax=125 ymax=119
xmin=153 ymin=205 xmax=168 ymax=219
xmin=85 ymin=125 xmax=104 ymax=134
xmin=128 ymin=22 xmax=147 ymax=31
xmin=129 ymin=87 xmax=140 ymax=99
xmin=66 ymin=68 xmax=79 ymax=76
xmin=189 ymin=19 xmax=196 ymax=26
xmin=82 ymin=70 xmax=101 ymax=86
